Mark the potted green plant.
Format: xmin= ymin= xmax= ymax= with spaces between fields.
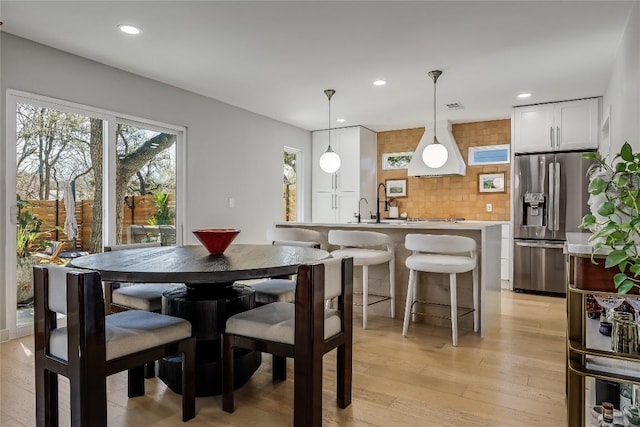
xmin=580 ymin=142 xmax=640 ymax=294
xmin=147 ymin=192 xmax=175 ymax=225
xmin=16 ymin=198 xmax=50 ymax=305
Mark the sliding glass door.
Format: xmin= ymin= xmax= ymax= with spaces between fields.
xmin=5 ymin=91 xmax=183 ymax=337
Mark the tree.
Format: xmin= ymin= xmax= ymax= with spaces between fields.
xmin=88 ymin=120 xmax=176 ymax=251
xmin=15 ymin=103 xmax=176 ymax=253
xmin=284 ymin=151 xmax=296 ymax=184
xmin=16 ymin=104 xmax=90 ymax=199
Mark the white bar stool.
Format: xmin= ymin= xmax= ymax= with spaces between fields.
xmin=249 ymin=227 xmax=326 ymax=305
xmin=402 ymin=234 xmax=478 ymax=346
xmin=328 ymin=229 xmax=395 ymax=329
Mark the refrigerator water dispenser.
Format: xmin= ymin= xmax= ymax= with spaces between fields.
xmin=523 ymin=192 xmax=546 ymax=227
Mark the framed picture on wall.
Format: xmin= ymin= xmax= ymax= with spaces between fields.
xmin=386 ymin=179 xmax=407 ymax=197
xmin=478 ymin=173 xmax=505 ymax=193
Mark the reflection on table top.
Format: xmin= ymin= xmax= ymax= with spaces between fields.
xmin=69 ymin=244 xmax=329 ymax=285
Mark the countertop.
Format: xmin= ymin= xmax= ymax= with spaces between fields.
xmin=279 ymin=220 xmax=505 ymax=231
xmin=565 ymin=232 xmax=610 ymax=256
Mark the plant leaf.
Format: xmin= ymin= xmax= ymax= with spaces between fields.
xmin=617 ymin=280 xmax=635 ymax=295
xmin=606 ymin=250 xmax=629 ymax=268
xmin=598 ymin=201 xmax=615 ymax=217
xmin=580 ymin=214 xmax=596 ymax=229
xmin=614 ymin=272 xmax=628 ymax=287
xmin=621 ymin=142 xmax=634 ymax=162
xmin=588 ymin=177 xmax=608 ymax=195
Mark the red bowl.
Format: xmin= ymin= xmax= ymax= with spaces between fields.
xmin=193 ymin=229 xmax=240 ymax=255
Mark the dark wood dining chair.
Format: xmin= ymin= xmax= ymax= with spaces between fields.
xmin=222 ymin=256 xmax=353 ymax=427
xmin=102 ymin=242 xmax=184 ymax=315
xmin=34 ymin=265 xmax=196 ymax=427
xmin=103 ymin=242 xmax=185 ymax=378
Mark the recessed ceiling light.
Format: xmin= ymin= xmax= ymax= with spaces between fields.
xmin=517 ymin=93 xmax=532 ymax=99
xmin=118 ymin=24 xmax=142 ymax=35
xmin=336 ymin=118 xmax=346 ymax=123
xmin=373 ymin=80 xmax=387 ymax=86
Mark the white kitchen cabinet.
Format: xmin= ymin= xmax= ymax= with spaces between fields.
xmin=312 ymin=126 xmax=376 ymax=223
xmin=501 ymin=223 xmax=510 ymax=287
xmin=513 ymin=98 xmax=600 ymax=153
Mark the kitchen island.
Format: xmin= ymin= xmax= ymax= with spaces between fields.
xmin=276 ymin=220 xmax=502 ymax=338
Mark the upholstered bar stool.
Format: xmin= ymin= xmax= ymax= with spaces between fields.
xmin=402 ymin=234 xmax=478 ymax=346
xmin=249 ymin=227 xmax=326 ymax=305
xmin=328 ymin=229 xmax=395 ymax=329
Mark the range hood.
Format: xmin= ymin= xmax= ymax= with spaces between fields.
xmin=407 ymin=121 xmax=466 ymax=177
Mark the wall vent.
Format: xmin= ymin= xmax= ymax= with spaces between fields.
xmin=446 ymin=102 xmax=464 ymax=110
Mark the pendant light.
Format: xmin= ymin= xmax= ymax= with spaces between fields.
xmin=422 ymin=70 xmax=449 ymax=168
xmin=319 ymin=89 xmax=341 ymax=173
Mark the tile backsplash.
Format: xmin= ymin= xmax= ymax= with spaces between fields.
xmin=377 ymin=119 xmax=511 ymax=221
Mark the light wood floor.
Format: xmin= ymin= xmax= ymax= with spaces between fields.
xmin=1 ymin=291 xmax=567 ymax=426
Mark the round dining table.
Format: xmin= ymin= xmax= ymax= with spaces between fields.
xmin=70 ymin=243 xmax=329 ymax=396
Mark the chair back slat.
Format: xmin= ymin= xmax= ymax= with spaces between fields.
xmin=104 ymin=242 xmax=162 ymax=252
xmin=45 ymin=265 xmax=95 ymax=314
xmin=272 ymin=240 xmax=319 ymax=248
xmin=405 ymin=234 xmax=476 ymax=255
xmin=319 ymin=257 xmax=344 ymax=300
xmin=328 ymin=230 xmax=391 ymax=248
xmin=267 ymin=227 xmax=327 ymax=250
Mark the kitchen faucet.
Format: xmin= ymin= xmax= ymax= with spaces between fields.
xmin=356 ymin=197 xmax=368 ymax=223
xmin=376 ymin=182 xmax=388 ymax=224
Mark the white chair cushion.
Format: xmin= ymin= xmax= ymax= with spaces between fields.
xmin=46 ymin=265 xmax=93 ymax=315
xmin=112 ymin=283 xmax=185 ymax=311
xmin=225 ymin=302 xmax=342 ymax=345
xmin=49 ymin=310 xmax=192 ymax=361
xmin=331 ymin=248 xmax=392 ymax=266
xmin=251 ymin=279 xmax=296 ymax=304
xmin=405 ymin=253 xmax=476 ymax=274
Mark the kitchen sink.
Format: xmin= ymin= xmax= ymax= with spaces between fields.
xmin=347 ymin=219 xmax=407 ymax=225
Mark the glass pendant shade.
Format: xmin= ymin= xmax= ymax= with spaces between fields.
xmin=319 ymin=88 xmax=340 ymax=174
xmin=319 ymin=148 xmax=341 ymax=173
xmin=422 ymin=142 xmax=448 ymax=168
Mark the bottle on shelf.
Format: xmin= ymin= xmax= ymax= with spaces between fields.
xmin=601 ymin=401 xmax=614 ymax=426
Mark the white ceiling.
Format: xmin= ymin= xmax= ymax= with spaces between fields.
xmin=0 ymin=1 xmax=634 ymax=132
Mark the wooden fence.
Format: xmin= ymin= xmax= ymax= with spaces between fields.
xmin=23 ymin=185 xmax=293 ymax=251
xmin=21 ymin=193 xmax=175 ymax=251
xmin=282 ymin=184 xmax=296 ymax=222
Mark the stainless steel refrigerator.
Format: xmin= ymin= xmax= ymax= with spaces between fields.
xmin=513 ymin=150 xmax=594 ymax=294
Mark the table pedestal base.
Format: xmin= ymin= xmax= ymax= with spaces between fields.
xmin=159 ymin=283 xmax=261 ymax=397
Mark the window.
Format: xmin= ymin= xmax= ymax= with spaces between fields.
xmin=6 ymin=90 xmax=184 ymax=336
xmin=382 ymin=152 xmax=413 ymax=170
xmin=283 ymin=147 xmax=300 ymax=221
xmin=467 ymin=144 xmax=510 ymax=165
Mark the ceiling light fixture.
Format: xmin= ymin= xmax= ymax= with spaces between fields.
xmin=517 ymin=93 xmax=532 ymax=99
xmin=319 ymin=89 xmax=341 ymax=174
xmin=373 ymin=79 xmax=387 ymax=86
xmin=118 ymin=24 xmax=141 ymax=35
xmin=336 ymin=118 xmax=346 ymax=123
xmin=422 ymin=70 xmax=448 ymax=169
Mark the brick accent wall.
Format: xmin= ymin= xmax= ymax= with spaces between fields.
xmin=377 ymin=119 xmax=511 ymax=220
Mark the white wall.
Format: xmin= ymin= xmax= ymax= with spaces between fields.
xmin=602 ymin=1 xmax=640 ymax=157
xmin=0 ymin=33 xmax=311 ymax=331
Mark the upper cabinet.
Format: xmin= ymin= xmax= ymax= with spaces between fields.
xmin=311 ymin=126 xmax=376 ymax=223
xmin=513 ymin=98 xmax=600 ymax=153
